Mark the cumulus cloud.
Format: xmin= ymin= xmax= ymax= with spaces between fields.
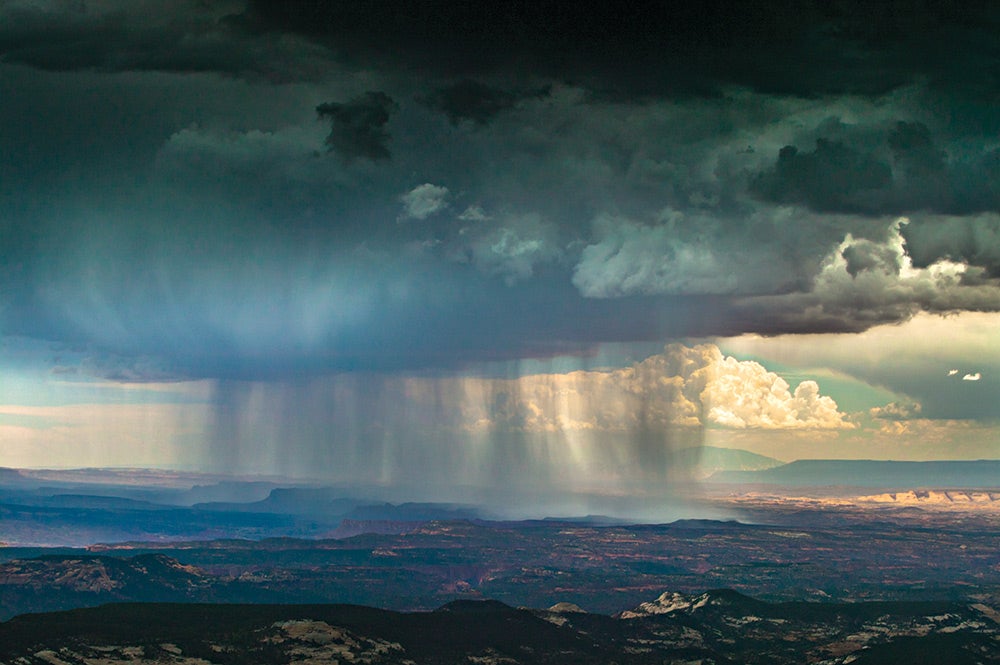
xmin=464 ymin=344 xmax=851 ymax=433
xmin=841 ymin=237 xmax=902 ymax=277
xmin=463 ymin=345 xmax=707 ymax=433
xmin=704 ymin=356 xmax=850 ymax=430
xmin=945 ymin=368 xmax=983 ymax=382
xmin=721 ymin=311 xmax=1000 ymax=422
xmin=571 ymin=209 xmax=832 ymax=299
xmin=737 ymin=219 xmax=1000 ymax=334
xmin=869 ymin=400 xmax=923 ymax=420
xmin=316 ymin=91 xmax=399 ymax=161
xmin=451 ymin=213 xmax=562 ymax=284
xmin=572 ymin=217 xmax=739 ymax=297
xmin=399 ymin=183 xmax=449 ymax=220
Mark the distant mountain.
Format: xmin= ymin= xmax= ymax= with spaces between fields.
xmin=0 ymin=499 xmax=298 ymax=547
xmin=10 ymin=494 xmax=174 ymax=511
xmin=193 ymin=487 xmax=363 ymax=515
xmin=677 ymin=446 xmax=783 ymax=476
xmin=194 ymin=489 xmax=481 ymax=522
xmin=2 ymin=592 xmax=998 ymax=664
xmin=0 ymin=467 xmax=33 ymax=487
xmin=172 ymin=480 xmax=280 ymax=505
xmin=0 ymin=469 xmax=301 ymax=507
xmin=709 ymin=459 xmax=1000 ymax=488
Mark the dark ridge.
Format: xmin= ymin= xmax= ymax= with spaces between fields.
xmin=2 ymin=594 xmax=996 ymax=664
xmin=0 ymin=601 xmax=606 ymax=663
xmin=434 ymin=598 xmax=515 ymax=613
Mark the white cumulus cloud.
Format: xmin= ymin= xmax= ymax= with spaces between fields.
xmin=704 ymin=356 xmax=850 ymax=429
xmin=399 ymin=183 xmax=449 ymax=220
xmin=460 ymin=344 xmax=852 ymax=433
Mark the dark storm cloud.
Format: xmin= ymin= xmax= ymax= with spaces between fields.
xmin=20 ymin=204 xmax=735 ymax=379
xmin=841 ymin=241 xmax=901 ymax=278
xmin=751 ymin=139 xmax=894 ymax=213
xmin=421 ymin=80 xmax=552 ymax=126
xmin=2 ymin=69 xmax=995 ymax=379
xmin=902 ymin=214 xmax=1000 ymax=277
xmin=316 ymin=92 xmax=399 ymax=161
xmin=3 ymin=1 xmax=997 ymax=102
xmin=239 ymin=0 xmax=1000 ymax=98
xmin=0 ymin=1 xmax=332 ymax=80
xmin=751 ymin=121 xmax=1000 ymax=216
xmin=0 ymin=1 xmax=998 ymax=382
xmin=889 ymin=122 xmax=947 ymax=179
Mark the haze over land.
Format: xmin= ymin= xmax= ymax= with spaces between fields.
xmin=0 ymin=1 xmax=998 ymax=513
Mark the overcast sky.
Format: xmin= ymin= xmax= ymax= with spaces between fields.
xmin=1 ymin=1 xmax=998 ymax=496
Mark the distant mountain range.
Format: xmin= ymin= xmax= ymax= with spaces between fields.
xmin=2 ymin=455 xmax=999 ymax=548
xmin=6 ymin=454 xmax=999 ymax=496
xmin=709 ymin=459 xmax=1000 ymax=488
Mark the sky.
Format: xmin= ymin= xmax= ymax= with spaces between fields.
xmin=0 ymin=1 xmax=999 ymax=503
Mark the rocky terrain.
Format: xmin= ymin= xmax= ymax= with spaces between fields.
xmin=0 ymin=553 xmax=214 ymax=618
xmin=858 ymin=490 xmax=1000 ymax=507
xmin=5 ymin=504 xmax=1000 ymax=621
xmin=2 ymin=591 xmax=999 ymax=664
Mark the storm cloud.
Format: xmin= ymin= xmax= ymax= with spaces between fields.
xmin=316 ymin=91 xmax=399 ymax=161
xmin=422 ymin=79 xmax=552 ymax=126
xmin=236 ymin=0 xmax=1000 ymax=99
xmin=751 ymin=121 xmax=1000 ymax=216
xmin=4 ymin=1 xmax=1000 ymax=498
xmin=0 ymin=1 xmax=998 ymax=381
